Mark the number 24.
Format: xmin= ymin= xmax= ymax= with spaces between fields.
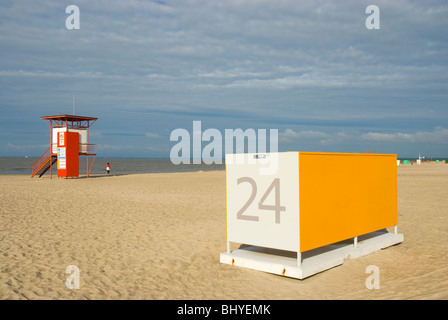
xmin=237 ymin=177 xmax=286 ymax=224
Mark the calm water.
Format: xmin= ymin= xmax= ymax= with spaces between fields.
xmin=1 ymin=156 xmax=445 ymax=176
xmin=0 ymin=157 xmax=224 ymax=175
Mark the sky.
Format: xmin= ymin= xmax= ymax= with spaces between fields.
xmin=0 ymin=0 xmax=447 ymax=159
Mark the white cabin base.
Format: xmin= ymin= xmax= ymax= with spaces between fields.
xmin=220 ymin=231 xmax=403 ymax=279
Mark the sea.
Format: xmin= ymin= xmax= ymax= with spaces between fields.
xmin=0 ymin=157 xmax=225 ymax=176
xmin=1 ymin=156 xmax=445 ymax=176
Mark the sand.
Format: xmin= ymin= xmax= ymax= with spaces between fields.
xmin=0 ymin=163 xmax=447 ymax=300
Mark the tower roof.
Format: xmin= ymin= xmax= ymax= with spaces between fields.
xmin=41 ymin=114 xmax=98 ymax=128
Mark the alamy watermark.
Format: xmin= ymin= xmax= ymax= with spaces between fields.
xmin=65 ymin=265 xmax=80 ymax=290
xmin=64 ymin=4 xmax=380 ymax=30
xmin=170 ymin=121 xmax=279 ymax=175
xmin=365 ymin=265 xmax=380 ymax=289
xmin=65 ymin=5 xmax=80 ymax=30
xmin=169 ymin=120 xmax=278 ymax=164
xmin=64 ymin=5 xmax=380 ymax=31
xmin=365 ymin=5 xmax=380 ymax=30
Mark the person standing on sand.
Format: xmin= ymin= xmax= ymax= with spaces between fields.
xmin=106 ymin=162 xmax=111 ymax=174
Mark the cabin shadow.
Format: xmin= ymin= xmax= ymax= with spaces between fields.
xmin=237 ymin=228 xmax=391 ymax=261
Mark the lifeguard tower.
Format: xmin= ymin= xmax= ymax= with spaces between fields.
xmin=31 ymin=115 xmax=98 ymax=178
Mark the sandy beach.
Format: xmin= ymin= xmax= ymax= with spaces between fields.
xmin=0 ymin=163 xmax=447 ymax=300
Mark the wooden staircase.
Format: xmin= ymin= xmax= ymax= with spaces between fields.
xmin=31 ymin=147 xmax=57 ymax=178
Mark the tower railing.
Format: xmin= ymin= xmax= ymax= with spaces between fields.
xmin=79 ymin=143 xmax=97 ymax=155
xmin=32 ymin=143 xmax=97 ymax=178
xmin=50 ymin=143 xmax=96 ymax=155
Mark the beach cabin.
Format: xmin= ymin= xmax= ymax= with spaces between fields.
xmin=221 ymin=152 xmax=403 ymax=279
xmin=31 ymin=115 xmax=98 ymax=178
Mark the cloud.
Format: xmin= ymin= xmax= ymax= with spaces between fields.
xmin=279 ymin=129 xmax=330 ymax=143
xmin=280 ymin=127 xmax=448 ymax=147
xmin=6 ymin=143 xmax=47 ymax=150
xmin=320 ymin=132 xmax=354 ymax=146
xmin=145 ymin=132 xmax=162 ymax=139
xmin=361 ymin=127 xmax=448 ymax=144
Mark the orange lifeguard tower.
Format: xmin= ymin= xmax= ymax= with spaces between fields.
xmin=31 ymin=115 xmax=98 ymax=178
